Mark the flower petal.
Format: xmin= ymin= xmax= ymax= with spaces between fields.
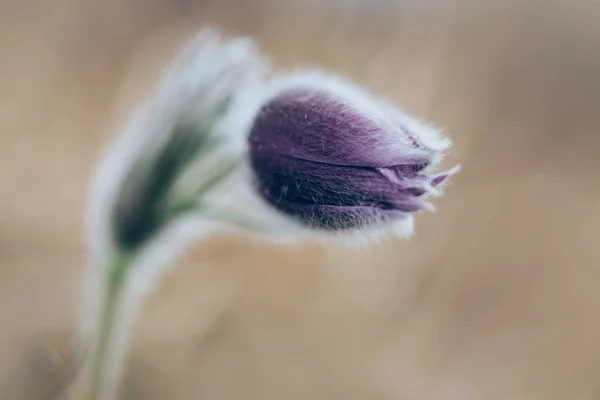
xmin=251 ymin=151 xmax=431 ymax=216
xmin=249 ymin=88 xmax=435 ymax=168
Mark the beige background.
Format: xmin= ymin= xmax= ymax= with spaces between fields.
xmin=1 ymin=0 xmax=600 ymax=398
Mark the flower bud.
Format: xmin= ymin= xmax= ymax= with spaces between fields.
xmin=88 ymin=30 xmax=267 ymax=256
xmin=248 ymin=72 xmax=458 ymax=234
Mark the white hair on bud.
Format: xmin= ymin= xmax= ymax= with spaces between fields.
xmin=232 ymin=69 xmax=453 ymax=168
xmin=221 ymin=68 xmax=455 ymax=245
xmin=211 ymin=162 xmax=418 ymax=248
xmin=155 ymin=29 xmax=268 ymax=139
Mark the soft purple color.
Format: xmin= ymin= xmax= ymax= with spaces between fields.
xmin=249 ymin=88 xmax=450 ymax=230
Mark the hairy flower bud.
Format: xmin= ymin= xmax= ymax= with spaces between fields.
xmin=248 ymin=72 xmax=458 ymax=234
xmin=88 ymin=30 xmax=267 ymax=256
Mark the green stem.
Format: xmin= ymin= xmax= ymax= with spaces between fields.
xmin=87 ymin=250 xmax=131 ymax=400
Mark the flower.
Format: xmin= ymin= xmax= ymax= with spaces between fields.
xmin=79 ymin=30 xmax=268 ymax=400
xmin=247 ymin=71 xmax=458 ymax=236
xmin=87 ymin=29 xmax=267 ymax=258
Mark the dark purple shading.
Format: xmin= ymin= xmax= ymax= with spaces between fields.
xmin=248 ymin=88 xmax=448 ymax=231
xmin=249 ymin=89 xmax=432 ymax=168
xmin=251 ymin=151 xmax=441 ymax=230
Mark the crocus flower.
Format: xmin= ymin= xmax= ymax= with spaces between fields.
xmin=248 ymin=72 xmax=458 ymax=236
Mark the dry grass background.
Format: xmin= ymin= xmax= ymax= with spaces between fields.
xmin=1 ymin=0 xmax=600 ymax=398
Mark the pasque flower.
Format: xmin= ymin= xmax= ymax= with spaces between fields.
xmin=248 ymin=72 xmax=458 ymax=235
xmin=105 ymin=32 xmax=266 ymax=254
xmin=79 ymin=30 xmax=459 ymax=400
xmin=81 ymin=30 xmax=267 ymax=400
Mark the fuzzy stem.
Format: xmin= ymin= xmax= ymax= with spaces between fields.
xmin=86 ymin=250 xmax=131 ymax=400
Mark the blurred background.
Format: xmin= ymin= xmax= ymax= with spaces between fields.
xmin=1 ymin=0 xmax=600 ymax=398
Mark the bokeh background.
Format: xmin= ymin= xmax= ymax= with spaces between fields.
xmin=1 ymin=0 xmax=600 ymax=398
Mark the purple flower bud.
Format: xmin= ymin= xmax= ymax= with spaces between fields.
xmin=248 ymin=73 xmax=458 ymax=232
